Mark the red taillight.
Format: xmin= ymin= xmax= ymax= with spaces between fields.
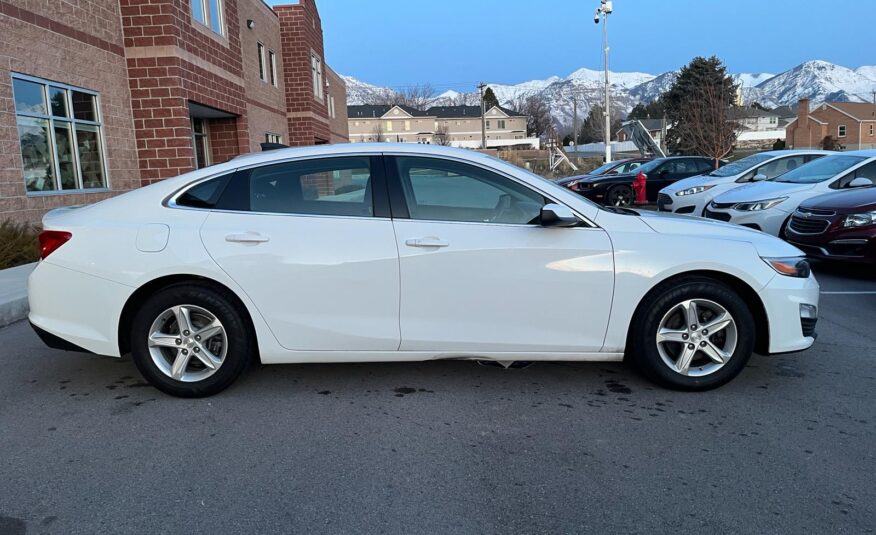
xmin=38 ymin=230 xmax=72 ymax=259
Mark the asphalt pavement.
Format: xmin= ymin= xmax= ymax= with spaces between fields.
xmin=0 ymin=262 xmax=874 ymax=534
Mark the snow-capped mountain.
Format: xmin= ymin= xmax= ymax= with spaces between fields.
xmin=343 ymin=60 xmax=876 ymax=130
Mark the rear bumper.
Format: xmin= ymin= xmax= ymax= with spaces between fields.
xmin=30 ymin=322 xmax=93 ymax=353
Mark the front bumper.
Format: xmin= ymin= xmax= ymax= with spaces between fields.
xmin=760 ymin=272 xmax=819 ymax=354
xmin=658 ymin=193 xmax=705 ymax=215
xmin=704 ymin=207 xmax=789 ymax=235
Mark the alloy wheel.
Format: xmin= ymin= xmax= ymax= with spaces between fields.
xmin=655 ymin=298 xmax=737 ymax=377
xmin=609 ymin=187 xmax=632 ymax=207
xmin=147 ymin=305 xmax=228 ymax=383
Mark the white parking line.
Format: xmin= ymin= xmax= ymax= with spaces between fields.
xmin=820 ymin=291 xmax=876 ymax=295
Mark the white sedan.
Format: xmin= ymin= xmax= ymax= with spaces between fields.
xmin=658 ymin=149 xmax=830 ymax=215
xmin=705 ymin=151 xmax=876 ymax=236
xmin=29 ymin=144 xmax=819 ymax=397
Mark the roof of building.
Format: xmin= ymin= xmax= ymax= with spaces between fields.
xmin=346 ymin=104 xmax=430 ymax=118
xmin=618 ymin=118 xmax=666 ymax=132
xmin=824 ymin=102 xmax=876 ymax=121
xmin=729 ymin=106 xmax=779 ymax=119
xmin=770 ymin=105 xmax=796 ymax=118
xmin=426 ymin=105 xmax=525 ymax=118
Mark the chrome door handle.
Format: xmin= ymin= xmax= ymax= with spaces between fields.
xmin=405 ymin=237 xmax=449 ymax=248
xmin=225 ymin=232 xmax=270 ymax=243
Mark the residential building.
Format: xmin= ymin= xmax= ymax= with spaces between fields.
xmin=347 ymin=104 xmax=536 ymax=148
xmin=616 ymin=118 xmax=667 ymax=147
xmin=729 ymin=106 xmax=781 ymax=132
xmin=1 ymin=0 xmax=347 ymax=223
xmin=786 ymin=98 xmax=876 ymax=150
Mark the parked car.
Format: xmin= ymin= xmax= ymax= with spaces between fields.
xmin=658 ymin=150 xmax=830 ymax=215
xmin=785 ymin=186 xmax=876 ymax=263
xmin=29 ymin=143 xmax=818 ymax=397
xmin=557 ymin=157 xmax=650 ymax=193
xmin=572 ymin=156 xmax=719 ymax=207
xmin=704 ymin=151 xmax=876 ymax=236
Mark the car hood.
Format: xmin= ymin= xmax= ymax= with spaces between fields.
xmin=661 ymin=173 xmax=733 ymax=193
xmin=712 ymin=180 xmax=816 ymax=203
xmin=800 ymin=186 xmax=876 ymax=212
xmin=556 ymin=174 xmax=598 ymax=185
xmin=635 ymin=209 xmax=803 ymax=257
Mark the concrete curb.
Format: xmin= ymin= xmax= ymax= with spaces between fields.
xmin=0 ymin=263 xmax=36 ymax=328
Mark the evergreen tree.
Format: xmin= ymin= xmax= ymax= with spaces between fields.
xmin=483 ymin=87 xmax=500 ymax=111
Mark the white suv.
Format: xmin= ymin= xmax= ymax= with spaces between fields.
xmin=658 ymin=150 xmax=830 ymax=216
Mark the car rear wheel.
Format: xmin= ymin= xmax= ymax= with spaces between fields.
xmin=627 ymin=277 xmax=755 ymax=390
xmin=606 ymin=185 xmax=634 ymax=207
xmin=130 ymin=282 xmax=254 ymax=397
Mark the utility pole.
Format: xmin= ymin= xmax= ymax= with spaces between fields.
xmin=572 ymin=96 xmax=578 ymax=153
xmin=594 ymin=0 xmax=613 ymax=163
xmin=477 ymin=82 xmax=487 ymax=149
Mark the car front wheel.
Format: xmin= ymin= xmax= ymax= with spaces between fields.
xmin=606 ymin=184 xmax=634 ymax=207
xmin=130 ymin=282 xmax=254 ymax=397
xmin=627 ymin=277 xmax=755 ymax=390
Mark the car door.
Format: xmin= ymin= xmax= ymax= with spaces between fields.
xmin=386 ymin=154 xmax=615 ymax=353
xmin=647 ymin=161 xmax=676 ymax=199
xmin=198 ymin=155 xmax=401 ymax=351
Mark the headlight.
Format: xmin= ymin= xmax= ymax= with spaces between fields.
xmin=762 ymin=256 xmax=811 ymax=278
xmin=842 ymin=211 xmax=876 ymax=228
xmin=735 ymin=197 xmax=787 ymax=211
xmin=675 ymin=185 xmax=715 ymax=197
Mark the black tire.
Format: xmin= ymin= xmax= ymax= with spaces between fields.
xmin=606 ymin=184 xmax=634 ymax=207
xmin=130 ymin=282 xmax=255 ymax=397
xmin=626 ymin=276 xmax=755 ymax=391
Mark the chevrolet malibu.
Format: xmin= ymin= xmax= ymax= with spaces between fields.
xmin=29 ymin=144 xmax=819 ymax=397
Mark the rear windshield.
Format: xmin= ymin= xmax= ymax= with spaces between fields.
xmin=588 ymin=161 xmax=620 ymax=175
xmin=708 ymin=153 xmax=775 ymax=177
xmin=773 ymin=155 xmax=867 ymax=184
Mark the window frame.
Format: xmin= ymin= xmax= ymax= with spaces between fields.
xmin=11 ymin=72 xmax=110 ymax=195
xmin=311 ymin=52 xmax=324 ymax=101
xmin=265 ymin=133 xmax=282 ymax=144
xmin=257 ymin=42 xmax=266 ymax=82
xmin=384 ymin=154 xmax=577 ymax=227
xmin=191 ymin=0 xmax=225 ymax=36
xmin=268 ymin=49 xmax=277 ymax=87
xmin=838 ymin=124 xmax=847 ymax=138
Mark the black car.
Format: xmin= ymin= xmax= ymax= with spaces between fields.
xmin=571 ymin=156 xmax=721 ymax=207
xmin=556 ymin=157 xmax=651 ymax=193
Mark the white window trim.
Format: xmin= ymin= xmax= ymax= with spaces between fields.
xmin=257 ymin=42 xmax=266 ymax=82
xmin=191 ymin=118 xmax=210 ymax=169
xmin=311 ymin=51 xmax=324 ymax=102
xmin=12 ymin=72 xmax=110 ymax=195
xmin=191 ymin=0 xmax=225 ymax=36
xmin=265 ymin=133 xmax=282 ymax=144
xmin=268 ymin=49 xmax=277 ymax=87
xmin=838 ymin=124 xmax=847 ymax=138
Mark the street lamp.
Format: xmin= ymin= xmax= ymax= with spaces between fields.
xmin=594 ymin=0 xmax=612 ymax=163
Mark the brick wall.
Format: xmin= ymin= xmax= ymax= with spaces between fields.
xmin=276 ymin=0 xmax=332 ymax=146
xmin=0 ymin=0 xmax=140 ymax=223
xmin=325 ymin=65 xmax=349 ymax=143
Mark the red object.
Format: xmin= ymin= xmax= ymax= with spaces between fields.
xmin=38 ymin=231 xmax=72 ymax=259
xmin=633 ymin=171 xmax=648 ymax=205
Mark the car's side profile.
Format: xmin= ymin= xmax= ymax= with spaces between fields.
xmin=556 ymin=157 xmax=651 ymax=193
xmin=705 ymin=151 xmax=876 ymax=236
xmin=29 ymin=144 xmax=819 ymax=397
xmin=658 ymin=150 xmax=830 ymax=215
xmin=573 ymin=156 xmax=718 ymax=207
xmin=785 ymin=186 xmax=876 ymax=263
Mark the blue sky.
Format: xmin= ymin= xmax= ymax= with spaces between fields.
xmin=273 ymin=0 xmax=875 ymax=91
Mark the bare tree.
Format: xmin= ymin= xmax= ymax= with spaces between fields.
xmin=433 ymin=123 xmax=452 ymax=146
xmin=364 ymin=84 xmax=437 ymax=110
xmin=372 ymin=122 xmax=385 ymax=142
xmin=509 ymin=94 xmax=551 ymax=139
xmin=682 ymin=83 xmax=738 ymax=168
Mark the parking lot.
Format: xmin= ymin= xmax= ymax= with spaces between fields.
xmin=0 ymin=262 xmax=873 ymax=534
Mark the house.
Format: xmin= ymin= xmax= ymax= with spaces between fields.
xmin=786 ymin=98 xmax=876 ymax=149
xmin=1 ymin=0 xmax=347 ymax=223
xmin=347 ymin=104 xmax=535 ymax=148
xmin=729 ymin=107 xmax=781 ymax=132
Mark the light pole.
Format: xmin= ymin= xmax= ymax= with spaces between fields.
xmin=594 ymin=0 xmax=613 ymax=163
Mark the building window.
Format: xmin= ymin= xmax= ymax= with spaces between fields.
xmin=265 ymin=133 xmax=282 ymax=144
xmin=191 ymin=118 xmax=210 ymax=169
xmin=486 ymin=120 xmax=491 ymax=129
xmin=498 ymin=119 xmax=506 ymax=129
xmin=257 ymin=42 xmax=266 ymax=82
xmin=870 ymin=124 xmax=874 ymax=136
xmin=404 ymin=120 xmax=410 ymax=131
xmin=268 ymin=50 xmax=277 ymax=86
xmin=311 ymin=53 xmax=324 ymax=101
xmin=191 ymin=0 xmax=224 ymax=36
xmin=12 ymin=74 xmax=108 ymax=193
xmin=385 ymin=120 xmax=393 ymax=132
xmin=838 ymin=125 xmax=847 ymax=138
xmin=329 ymin=96 xmax=336 ymax=119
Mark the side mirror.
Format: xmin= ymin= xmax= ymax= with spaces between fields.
xmin=848 ymin=177 xmax=873 ymax=188
xmin=752 ymin=173 xmax=768 ymax=182
xmin=540 ymin=203 xmax=580 ymax=227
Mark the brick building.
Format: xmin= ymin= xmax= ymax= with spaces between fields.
xmin=0 ymin=0 xmax=347 ymax=223
xmin=786 ymin=98 xmax=876 ymax=150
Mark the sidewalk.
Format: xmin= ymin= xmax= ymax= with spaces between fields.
xmin=0 ymin=262 xmax=35 ymax=328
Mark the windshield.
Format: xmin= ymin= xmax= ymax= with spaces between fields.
xmin=773 ymin=155 xmax=867 ymax=184
xmin=637 ymin=159 xmax=664 ymax=173
xmin=588 ymin=161 xmax=621 ymax=175
xmin=708 ymin=153 xmax=775 ymax=177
